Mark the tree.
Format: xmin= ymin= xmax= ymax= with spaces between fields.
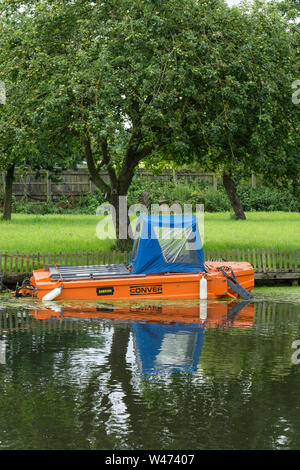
xmin=162 ymin=0 xmax=299 ymax=219
xmin=223 ymin=2 xmax=298 ymax=217
xmin=1 ymin=0 xmax=298 ymax=227
xmin=0 ymin=0 xmax=233 ymax=244
xmin=0 ymin=80 xmax=27 ymax=220
xmin=0 ymin=7 xmax=31 ymax=220
xmin=278 ymin=0 xmax=300 ymax=19
xmin=0 ymin=5 xmax=81 ymax=220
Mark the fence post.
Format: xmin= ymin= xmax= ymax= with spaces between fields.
xmin=173 ymin=169 xmax=177 ymax=184
xmin=46 ymin=171 xmax=51 ymax=202
xmin=252 ymin=249 xmax=256 ymax=271
xmin=257 ymin=249 xmax=261 ymax=272
xmin=251 ymin=174 xmax=257 ymax=188
xmin=212 ymin=174 xmax=217 ymax=190
xmin=262 ymin=249 xmax=267 ymax=273
xmin=3 ymin=254 xmax=8 ymax=274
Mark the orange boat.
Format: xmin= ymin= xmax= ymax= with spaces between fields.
xmin=15 ymin=214 xmax=254 ymax=302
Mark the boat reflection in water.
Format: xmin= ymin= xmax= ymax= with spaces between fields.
xmin=30 ymin=300 xmax=254 ymax=376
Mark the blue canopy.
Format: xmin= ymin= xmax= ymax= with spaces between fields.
xmin=129 ymin=214 xmax=205 ymax=275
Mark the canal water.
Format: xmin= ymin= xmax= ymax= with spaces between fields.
xmin=0 ymin=287 xmax=300 ymax=450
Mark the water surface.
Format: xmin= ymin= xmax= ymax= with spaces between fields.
xmin=0 ymin=288 xmax=300 ymax=450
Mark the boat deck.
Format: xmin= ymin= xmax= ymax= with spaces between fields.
xmin=48 ymin=263 xmax=131 ymax=281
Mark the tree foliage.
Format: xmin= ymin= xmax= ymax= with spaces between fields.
xmin=0 ymin=2 xmax=80 ymax=219
xmin=161 ymin=0 xmax=299 ymax=217
xmin=0 ymin=0 xmax=299 ymax=226
xmin=181 ymin=2 xmax=297 ymax=170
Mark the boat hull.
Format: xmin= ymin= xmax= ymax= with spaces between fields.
xmin=22 ymin=261 xmax=254 ymax=301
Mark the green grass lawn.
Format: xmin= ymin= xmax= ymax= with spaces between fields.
xmin=0 ymin=212 xmax=299 ymax=254
xmin=202 ymin=211 xmax=300 ymax=251
xmin=0 ymin=214 xmax=114 ymax=254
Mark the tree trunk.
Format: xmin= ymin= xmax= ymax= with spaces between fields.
xmin=109 ymin=192 xmax=132 ymax=251
xmin=2 ymin=163 xmax=15 ymax=221
xmin=84 ymin=135 xmax=152 ymax=249
xmin=222 ymin=172 xmax=246 ymax=220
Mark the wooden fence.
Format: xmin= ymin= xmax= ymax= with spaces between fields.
xmin=0 ymin=249 xmax=299 ymax=282
xmin=0 ymin=251 xmax=131 ymax=276
xmin=0 ymin=168 xmax=259 ymax=201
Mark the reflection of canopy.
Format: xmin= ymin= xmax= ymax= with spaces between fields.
xmin=129 ymin=214 xmax=205 ymax=274
xmin=132 ymin=322 xmax=204 ymax=376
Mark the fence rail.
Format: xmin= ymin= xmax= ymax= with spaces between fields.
xmin=0 ymin=249 xmax=299 ymax=277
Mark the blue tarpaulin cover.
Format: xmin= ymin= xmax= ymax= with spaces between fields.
xmin=129 ymin=214 xmax=205 ymax=274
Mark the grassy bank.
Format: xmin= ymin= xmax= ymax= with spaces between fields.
xmin=0 ymin=212 xmax=299 ymax=255
xmin=203 ymin=212 xmax=300 ymax=251
xmin=0 ymin=214 xmax=114 ymax=254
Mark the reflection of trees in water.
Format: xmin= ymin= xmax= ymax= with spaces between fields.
xmin=0 ymin=312 xmax=111 ymax=449
xmin=0 ymin=303 xmax=300 ymax=449
xmin=200 ymin=302 xmax=300 ymax=381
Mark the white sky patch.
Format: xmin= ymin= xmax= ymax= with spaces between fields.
xmin=226 ymin=0 xmax=243 ymax=5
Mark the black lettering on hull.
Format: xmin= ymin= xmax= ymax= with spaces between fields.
xmin=130 ymin=284 xmax=163 ymax=296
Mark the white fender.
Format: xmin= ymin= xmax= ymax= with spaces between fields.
xmin=42 ymin=285 xmax=63 ymax=301
xmin=200 ymin=274 xmax=207 ymax=300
